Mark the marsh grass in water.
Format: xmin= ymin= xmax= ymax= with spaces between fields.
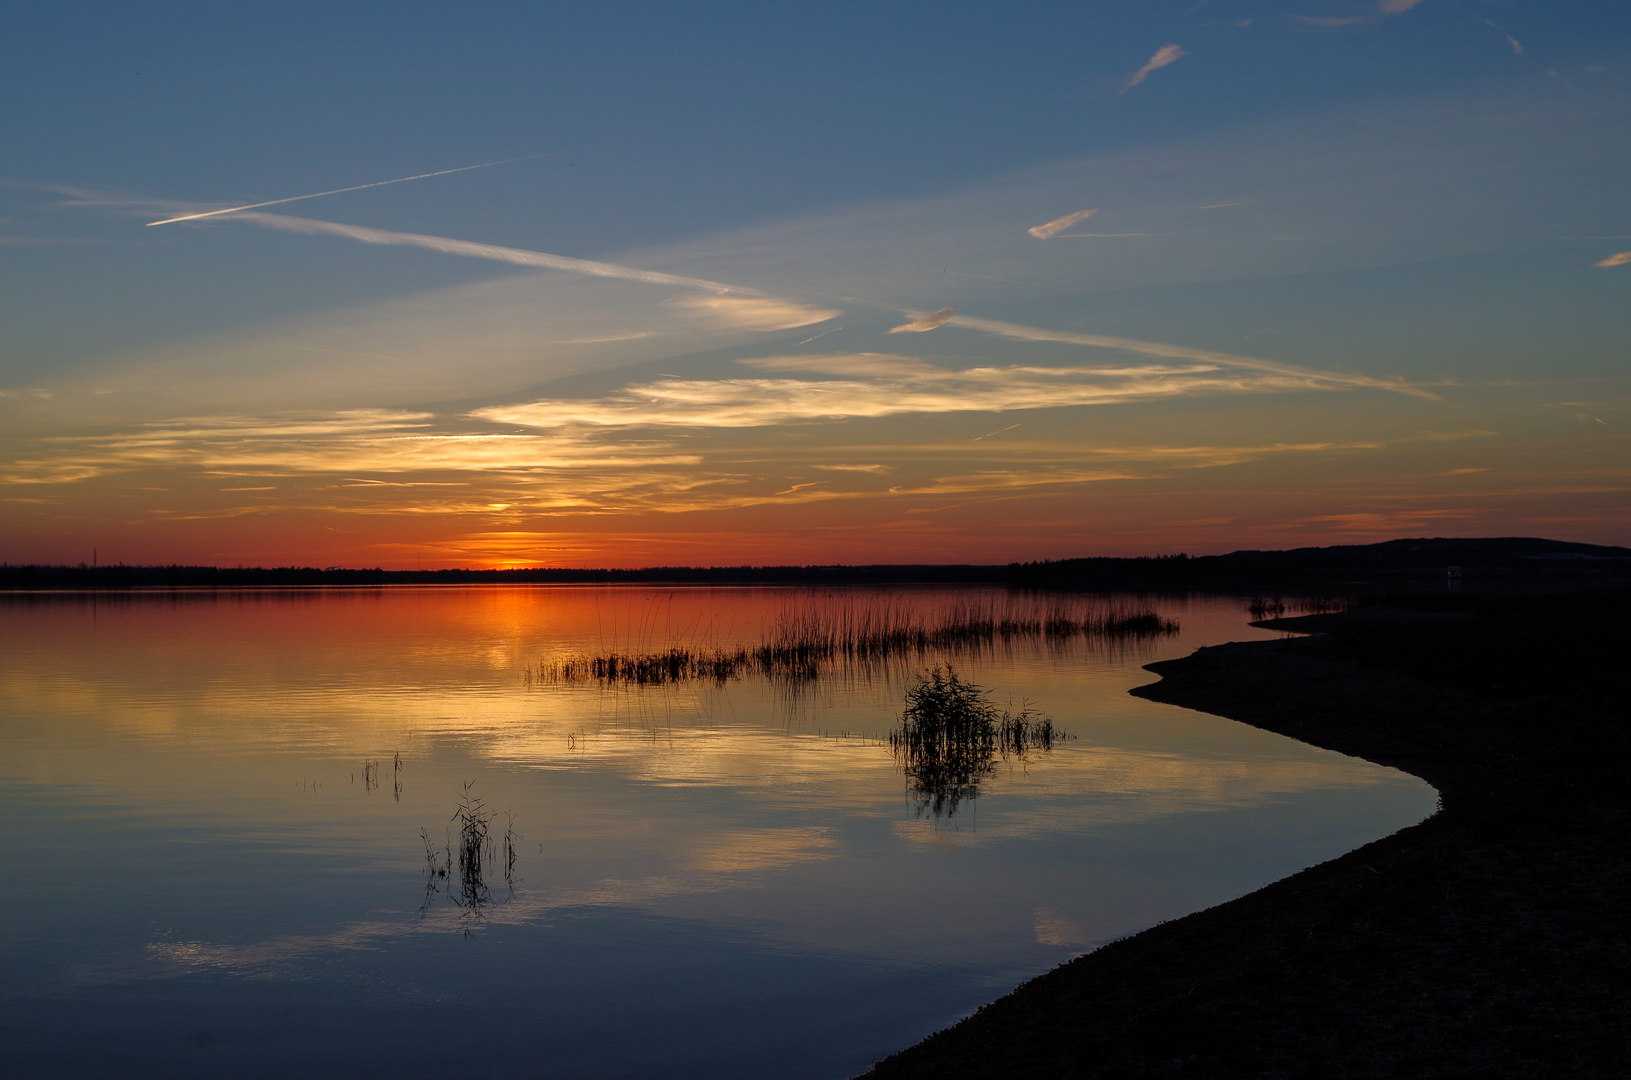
xmin=890 ymin=665 xmax=1065 ymax=820
xmin=540 ymin=594 xmax=1177 ymax=687
xmin=421 ymin=782 xmax=519 ymax=932
xmin=1247 ymin=595 xmax=1356 ymax=620
xmin=358 ymin=750 xmax=405 ymax=799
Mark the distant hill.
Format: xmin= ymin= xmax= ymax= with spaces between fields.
xmin=1202 ymin=536 xmax=1631 ymax=570
xmin=1004 ymin=536 xmax=1631 ymax=584
xmin=2 ymin=537 xmax=1627 ymax=590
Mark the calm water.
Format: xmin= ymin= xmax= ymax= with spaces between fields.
xmin=0 ymin=587 xmax=1434 ymax=1079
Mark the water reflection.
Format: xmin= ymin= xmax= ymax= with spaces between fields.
xmin=0 ymin=586 xmax=1438 ymax=1080
xmin=889 ymin=666 xmax=1065 ymax=820
xmin=420 ymin=782 xmax=521 ymax=932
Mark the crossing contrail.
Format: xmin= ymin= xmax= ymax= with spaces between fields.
xmin=145 ymin=153 xmax=563 ymax=226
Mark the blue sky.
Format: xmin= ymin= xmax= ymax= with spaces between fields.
xmin=3 ymin=1 xmax=1627 ymax=566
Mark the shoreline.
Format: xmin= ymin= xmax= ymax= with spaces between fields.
xmin=856 ymin=591 xmax=1628 ymax=1078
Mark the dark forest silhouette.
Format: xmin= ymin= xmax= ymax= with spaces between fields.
xmin=4 ymin=537 xmax=1628 ymax=590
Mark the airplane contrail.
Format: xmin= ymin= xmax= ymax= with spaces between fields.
xmin=145 ymin=153 xmax=563 ymax=226
xmin=795 ymin=326 xmax=844 ymax=346
xmin=973 ymin=423 xmax=1023 ymax=442
xmin=232 ymin=211 xmax=758 ymax=294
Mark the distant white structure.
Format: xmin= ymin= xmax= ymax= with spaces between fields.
xmin=1447 ymin=565 xmax=1462 ymax=580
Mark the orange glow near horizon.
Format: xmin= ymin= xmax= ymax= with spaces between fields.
xmin=5 ymin=401 xmax=1624 ymax=569
xmin=6 ymin=371 xmax=1626 ymax=567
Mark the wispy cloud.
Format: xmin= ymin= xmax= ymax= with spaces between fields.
xmin=1377 ymin=0 xmax=1426 ymax=12
xmin=1027 ymin=209 xmax=1097 ymax=239
xmin=0 ymin=410 xmax=700 ymax=488
xmin=887 ymin=307 xmax=955 ymax=333
xmin=557 ymin=332 xmax=657 ymax=344
xmin=1292 ymin=508 xmax=1481 ymax=534
xmin=0 ymin=235 xmax=102 ymax=246
xmin=1594 ymin=250 xmax=1631 ymax=268
xmin=1123 ymin=44 xmax=1185 ymax=92
xmin=1068 ymin=430 xmax=1491 ymax=468
xmin=1475 ymin=15 xmax=1523 ymax=55
xmin=472 ymin=346 xmax=1430 ymax=433
xmin=230 ymin=212 xmax=757 ymax=294
xmin=144 ymin=153 xmax=558 ymax=226
xmin=1293 ymin=15 xmax=1367 ymax=27
xmin=664 ymin=294 xmax=839 ymax=330
xmin=0 ymin=401 xmax=1497 ymax=525
xmin=939 ymin=312 xmax=1438 ymax=399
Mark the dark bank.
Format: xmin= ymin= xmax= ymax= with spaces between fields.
xmin=858 ymin=585 xmax=1630 ymax=1078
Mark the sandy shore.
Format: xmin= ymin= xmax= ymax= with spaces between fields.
xmin=856 ymin=592 xmax=1629 ymax=1078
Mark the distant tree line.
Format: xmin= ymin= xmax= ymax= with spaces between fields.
xmin=2 ymin=538 xmax=1627 ymax=590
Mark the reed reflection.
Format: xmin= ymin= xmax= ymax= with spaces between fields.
xmin=359 ymin=750 xmax=405 ymax=800
xmin=890 ymin=665 xmax=1065 ymax=821
xmin=420 ymin=782 xmax=520 ymax=934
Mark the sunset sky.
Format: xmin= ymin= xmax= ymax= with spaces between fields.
xmin=3 ymin=0 xmax=1627 ymax=568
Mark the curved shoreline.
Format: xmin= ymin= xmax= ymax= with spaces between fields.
xmin=857 ymin=599 xmax=1629 ymax=1078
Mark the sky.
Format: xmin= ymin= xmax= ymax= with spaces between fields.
xmin=2 ymin=0 xmax=1628 ymax=568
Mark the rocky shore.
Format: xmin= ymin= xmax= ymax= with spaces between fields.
xmin=858 ymin=589 xmax=1629 ymax=1078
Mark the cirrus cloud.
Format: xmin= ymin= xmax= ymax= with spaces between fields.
xmin=473 ymin=348 xmax=1429 ymax=433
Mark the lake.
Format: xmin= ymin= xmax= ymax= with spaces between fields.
xmin=0 ymin=586 xmax=1435 ymax=1078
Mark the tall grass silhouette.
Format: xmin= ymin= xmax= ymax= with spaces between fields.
xmin=890 ymin=665 xmax=1062 ymax=819
xmin=539 ymin=592 xmax=1177 ymax=687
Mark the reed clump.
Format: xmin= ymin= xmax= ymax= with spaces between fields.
xmin=452 ymin=781 xmax=492 ymax=906
xmin=890 ymin=665 xmax=1064 ymax=819
xmin=768 ymin=594 xmax=1172 ymax=662
xmin=1248 ymin=595 xmax=1356 ymax=620
xmin=539 ymin=593 xmax=1178 ymax=687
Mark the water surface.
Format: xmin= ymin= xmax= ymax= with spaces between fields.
xmin=0 ymin=587 xmax=1434 ymax=1078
